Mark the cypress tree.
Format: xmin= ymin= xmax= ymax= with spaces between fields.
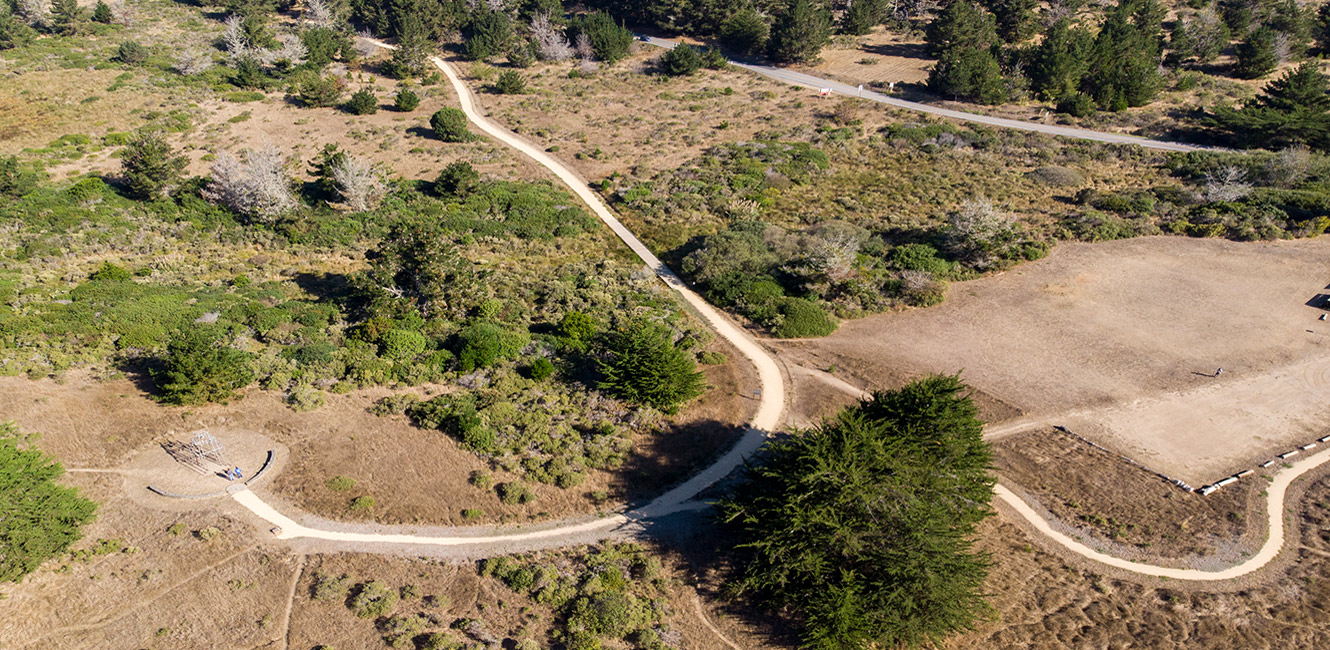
xmin=926 ymin=1 xmax=1006 ymax=103
xmin=1027 ymin=17 xmax=1093 ymax=101
xmin=720 ymin=7 xmax=769 ymax=56
xmin=462 ymin=9 xmax=512 ymax=61
xmin=120 ymin=131 xmax=187 ymax=200
xmin=1082 ymin=0 xmax=1164 ymax=110
xmin=1233 ymin=26 xmax=1280 ymax=79
xmin=839 ymin=0 xmax=882 ymax=36
xmin=50 ymin=0 xmax=81 ymax=36
xmin=596 ymin=320 xmax=705 ymax=414
xmin=767 ymin=0 xmax=831 ymax=64
xmin=987 ymin=0 xmax=1037 ymax=42
xmin=92 ymin=0 xmax=112 ymax=23
xmin=1208 ymin=62 xmax=1330 ymax=150
xmin=718 ymin=375 xmax=995 ymax=650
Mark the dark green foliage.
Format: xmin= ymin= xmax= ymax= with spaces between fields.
xmin=1081 ymin=0 xmax=1165 ymax=110
xmin=1057 ymin=90 xmax=1097 ymax=116
xmin=840 ymin=0 xmax=882 ymax=36
xmin=463 ymin=9 xmax=512 ymax=61
xmin=430 ymin=107 xmax=473 ymax=142
xmin=597 ymin=319 xmax=705 ymax=414
xmin=382 ymin=27 xmax=428 ymax=78
xmin=1027 ymin=18 xmax=1093 ymax=101
xmin=349 ymin=580 xmax=398 ymax=618
xmin=772 ymin=297 xmax=837 ymax=338
xmin=660 ymin=43 xmax=702 ymax=76
xmin=926 ymin=1 xmax=1006 ymax=104
xmin=239 ymin=11 xmax=277 ymax=49
xmin=301 ymin=27 xmax=356 ymax=67
xmin=435 ymin=161 xmax=479 ymax=196
xmin=718 ymin=375 xmax=995 ymax=650
xmin=154 ymin=324 xmax=255 ymax=405
xmin=120 ymin=131 xmax=186 ymax=200
xmin=1208 ymin=63 xmax=1330 ymax=150
xmin=1318 ymin=2 xmax=1330 ymax=53
xmin=92 ymin=0 xmax=112 ymax=23
xmin=568 ymin=12 xmax=633 ymax=64
xmin=456 ymin=321 xmax=530 ymax=371
xmin=508 ymin=38 xmax=535 ymax=67
xmin=0 ymin=7 xmax=36 ymax=50
xmin=408 ymin=393 xmax=490 ymax=450
xmin=1167 ymin=10 xmax=1229 ymax=66
xmin=700 ymin=46 xmax=728 ymax=69
xmin=0 ymin=155 xmax=39 ymax=198
xmin=493 ymin=69 xmax=526 ymax=94
xmin=379 ymin=328 xmax=428 ymax=361
xmin=393 ymin=87 xmax=421 ymax=111
xmin=90 ymin=261 xmax=132 ymax=282
xmin=767 ymin=0 xmax=830 ymax=64
xmin=115 ymin=41 xmax=149 ymax=66
xmin=989 ymin=0 xmax=1037 ymax=42
xmin=50 ymin=0 xmax=81 ymax=36
xmin=294 ymin=70 xmax=348 ymax=107
xmin=558 ymin=311 xmax=598 ymax=347
xmin=529 ymin=357 xmax=554 ymax=380
xmin=497 ymin=481 xmax=534 ymax=504
xmin=1234 ymin=26 xmax=1279 ymax=79
xmin=345 ymin=87 xmax=379 ymax=115
xmin=308 ymin=143 xmax=348 ymax=198
xmin=720 ymin=7 xmax=769 ymax=56
xmin=233 ymin=56 xmax=269 ymax=90
xmin=359 ymin=219 xmax=485 ymax=319
xmin=0 ymin=421 xmax=98 ymax=583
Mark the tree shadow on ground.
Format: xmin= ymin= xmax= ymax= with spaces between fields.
xmin=116 ymin=356 xmax=165 ymax=400
xmin=861 ymin=41 xmax=931 ymax=61
xmin=291 ymin=271 xmax=355 ymax=306
xmin=609 ymin=418 xmax=745 ymax=510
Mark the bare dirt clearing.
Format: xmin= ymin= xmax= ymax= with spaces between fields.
xmin=786 ymin=236 xmax=1330 ymax=484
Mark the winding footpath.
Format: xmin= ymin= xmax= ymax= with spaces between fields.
xmin=227 ymin=41 xmax=1330 ymax=582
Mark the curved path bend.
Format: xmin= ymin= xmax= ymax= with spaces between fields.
xmin=643 ymin=37 xmax=1209 ymax=153
xmin=228 ymin=41 xmax=1330 ymax=582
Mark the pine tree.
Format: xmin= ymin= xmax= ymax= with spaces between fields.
xmin=462 ymin=9 xmax=512 ymax=61
xmin=1082 ymin=0 xmax=1164 ymax=110
xmin=767 ymin=0 xmax=831 ymax=64
xmin=987 ymin=0 xmax=1037 ymax=42
xmin=1317 ymin=2 xmax=1330 ymax=53
xmin=1027 ymin=17 xmax=1092 ymax=101
xmin=718 ymin=375 xmax=995 ymax=650
xmin=660 ymin=43 xmax=703 ymax=75
xmin=345 ymin=87 xmax=378 ymax=115
xmin=926 ymin=1 xmax=1006 ymax=103
xmin=720 ymin=7 xmax=769 ymax=56
xmin=0 ymin=422 xmax=98 ymax=584
xmin=1208 ymin=62 xmax=1330 ymax=150
xmin=839 ymin=0 xmax=882 ymax=36
xmin=154 ymin=325 xmax=255 ymax=405
xmin=120 ymin=131 xmax=186 ymax=200
xmin=597 ymin=320 xmax=705 ymax=414
xmin=91 ymin=0 xmax=112 ymax=23
xmin=1234 ymin=26 xmax=1279 ymax=79
xmin=49 ymin=0 xmax=80 ymax=35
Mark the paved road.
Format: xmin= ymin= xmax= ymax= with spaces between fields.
xmin=227 ymin=39 xmax=1330 ymax=581
xmin=642 ymin=36 xmax=1209 ymax=153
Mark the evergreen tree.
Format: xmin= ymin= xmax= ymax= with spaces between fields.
xmin=120 ymin=131 xmax=186 ymax=200
xmin=0 ymin=155 xmax=38 ymax=198
xmin=0 ymin=6 xmax=35 ymax=51
xmin=462 ymin=9 xmax=512 ymax=61
xmin=1167 ymin=9 xmax=1229 ymax=66
xmin=926 ymin=1 xmax=1006 ymax=103
xmin=660 ymin=43 xmax=703 ymax=75
xmin=718 ymin=375 xmax=995 ymax=650
xmin=1027 ymin=17 xmax=1092 ymax=101
xmin=493 ymin=69 xmax=526 ymax=93
xmin=0 ymin=422 xmax=98 ymax=584
xmin=1268 ymin=0 xmax=1310 ymax=57
xmin=1234 ymin=25 xmax=1279 ymax=79
xmin=345 ymin=87 xmax=379 ymax=114
xmin=430 ymin=107 xmax=473 ymax=142
xmin=1208 ymin=62 xmax=1330 ymax=150
xmin=720 ymin=6 xmax=769 ymax=56
xmin=597 ymin=320 xmax=706 ymax=414
xmin=155 ymin=325 xmax=255 ymax=405
xmin=1081 ymin=0 xmax=1164 ymax=110
xmin=568 ymin=11 xmax=633 ymax=63
xmin=987 ymin=0 xmax=1037 ymax=42
xmin=767 ymin=0 xmax=831 ymax=64
xmin=1317 ymin=1 xmax=1330 ymax=53
xmin=307 ymin=143 xmax=347 ymax=198
xmin=49 ymin=0 xmax=80 ymax=35
xmin=839 ymin=0 xmax=882 ymax=36
xmin=393 ymin=87 xmax=421 ymax=111
xmin=91 ymin=0 xmax=112 ymax=23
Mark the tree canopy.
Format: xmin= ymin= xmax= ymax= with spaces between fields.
xmin=1208 ymin=62 xmax=1330 ymax=151
xmin=597 ymin=319 xmax=705 ymax=414
xmin=718 ymin=374 xmax=995 ymax=650
xmin=0 ymin=422 xmax=98 ymax=583
xmin=767 ymin=0 xmax=830 ymax=64
xmin=154 ymin=324 xmax=255 ymax=405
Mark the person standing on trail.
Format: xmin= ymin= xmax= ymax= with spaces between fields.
xmin=1215 ymin=367 xmax=1223 ymax=377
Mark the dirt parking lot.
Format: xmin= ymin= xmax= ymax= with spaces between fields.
xmin=785 ymin=236 xmax=1330 ymax=484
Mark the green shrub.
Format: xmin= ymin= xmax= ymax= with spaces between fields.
xmin=326 ymin=475 xmax=356 ymax=492
xmin=461 ymin=508 xmax=484 ymax=520
xmin=889 ymin=243 xmax=952 ymax=276
xmin=697 ymin=350 xmax=726 ymax=365
xmin=494 ymin=70 xmax=526 ymax=94
xmin=154 ymin=325 xmax=254 ymax=405
xmin=294 ymin=71 xmax=347 ymax=108
xmin=116 ymin=41 xmax=150 ymax=66
xmin=598 ymin=320 xmax=705 ymax=414
xmin=1027 ymin=165 xmax=1085 ymax=188
xmin=430 ymin=108 xmax=473 ymax=142
xmin=89 ymin=262 xmax=132 ymax=282
xmin=120 ymin=131 xmax=186 ymax=200
xmin=660 ymin=44 xmax=702 ymax=76
xmin=456 ymin=321 xmax=529 ymax=371
xmin=380 ymin=329 xmax=428 ymax=361
xmin=497 ymin=481 xmax=534 ymax=505
xmin=349 ymin=580 xmax=398 ymax=618
xmin=435 ymin=161 xmax=479 ymax=195
xmin=311 ymin=572 xmax=352 ymax=601
xmin=349 ymin=495 xmax=375 ymax=512
xmin=772 ymin=297 xmax=837 ymax=339
xmin=393 ymin=87 xmax=420 ymax=112
xmin=345 ymin=87 xmax=378 ymax=115
xmin=197 ymin=526 xmax=221 ymax=541
xmin=529 ymin=357 xmax=554 ymax=380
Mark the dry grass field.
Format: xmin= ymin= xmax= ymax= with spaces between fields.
xmin=785 ymin=235 xmax=1330 ymax=484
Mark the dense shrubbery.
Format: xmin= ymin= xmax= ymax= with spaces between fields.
xmin=597 ymin=320 xmax=705 ymax=413
xmin=718 ymin=375 xmax=995 ymax=650
xmin=482 ymin=544 xmax=674 ymax=650
xmin=0 ymin=421 xmax=98 ymax=583
xmin=155 ymin=324 xmax=255 ymax=405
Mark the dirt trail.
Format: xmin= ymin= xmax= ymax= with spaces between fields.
xmin=223 ymin=40 xmax=1330 ymax=582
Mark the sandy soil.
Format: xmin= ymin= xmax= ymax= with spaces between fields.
xmin=786 ymin=236 xmax=1330 ymax=483
xmin=796 ymin=30 xmax=932 ymax=86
